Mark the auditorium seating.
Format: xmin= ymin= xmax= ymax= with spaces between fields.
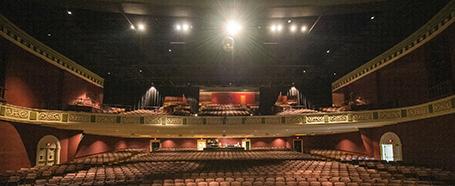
xmin=199 ymin=105 xmax=253 ymax=116
xmin=2 ymin=150 xmax=453 ymax=185
xmin=121 ymin=109 xmax=168 ymax=116
xmin=309 ymin=149 xmax=374 ymax=161
xmin=276 ymin=109 xmax=318 ymax=115
xmin=126 ymin=151 xmax=318 ymax=162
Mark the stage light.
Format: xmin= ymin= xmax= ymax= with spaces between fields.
xmin=270 ymin=25 xmax=277 ymax=32
xmin=289 ymin=24 xmax=297 ymax=33
xmin=276 ymin=24 xmax=283 ymax=32
xmin=67 ymin=10 xmax=72 ymax=15
xmin=137 ymin=23 xmax=146 ymax=31
xmin=224 ymin=20 xmax=241 ymax=36
xmin=168 ymin=49 xmax=172 ymax=52
xmin=182 ymin=23 xmax=190 ymax=32
xmin=301 ymin=25 xmax=308 ymax=32
xmin=47 ymin=33 xmax=52 ymax=37
xmin=370 ymin=16 xmax=375 ymax=20
xmin=175 ymin=24 xmax=182 ymax=31
xmin=326 ymin=49 xmax=331 ymax=54
xmin=130 ymin=25 xmax=136 ymax=30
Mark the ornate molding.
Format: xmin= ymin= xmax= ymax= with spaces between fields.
xmin=332 ymin=1 xmax=455 ymax=91
xmin=0 ymin=15 xmax=104 ymax=87
xmin=0 ymin=95 xmax=454 ymax=128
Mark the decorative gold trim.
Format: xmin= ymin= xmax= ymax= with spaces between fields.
xmin=332 ymin=1 xmax=455 ymax=92
xmin=0 ymin=96 xmax=454 ymax=133
xmin=0 ymin=15 xmax=104 ymax=87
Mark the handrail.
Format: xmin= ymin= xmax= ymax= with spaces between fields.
xmin=1 ymin=95 xmax=454 ymax=126
xmin=332 ymin=1 xmax=455 ymax=92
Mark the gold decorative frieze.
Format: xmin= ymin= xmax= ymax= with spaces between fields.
xmin=1 ymin=95 xmax=455 ymax=130
xmin=38 ymin=112 xmax=61 ymax=122
xmin=206 ymin=117 xmax=223 ymax=125
xmin=332 ymin=1 xmax=455 ymax=91
xmin=95 ymin=115 xmax=117 ymax=123
xmin=378 ymin=110 xmax=401 ymax=120
xmin=4 ymin=107 xmax=29 ymax=120
xmin=328 ymin=114 xmax=349 ymax=123
xmin=225 ymin=117 xmax=243 ymax=124
xmin=165 ymin=117 xmax=183 ymax=125
xmin=407 ymin=106 xmax=429 ymax=117
xmin=144 ymin=117 xmax=162 ymax=125
xmin=68 ymin=113 xmax=91 ymax=123
xmin=432 ymin=100 xmax=452 ymax=113
xmin=286 ymin=116 xmax=303 ymax=124
xmin=0 ymin=16 xmax=104 ymax=87
xmin=306 ymin=115 xmax=325 ymax=124
xmin=188 ymin=117 xmax=204 ymax=125
xmin=351 ymin=112 xmax=373 ymax=122
xmin=264 ymin=117 xmax=280 ymax=124
xmin=244 ymin=117 xmax=261 ymax=124
xmin=121 ymin=116 xmax=140 ymax=124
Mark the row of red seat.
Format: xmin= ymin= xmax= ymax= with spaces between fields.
xmin=309 ymin=149 xmax=374 ymax=161
xmin=1 ymin=150 xmax=453 ymax=185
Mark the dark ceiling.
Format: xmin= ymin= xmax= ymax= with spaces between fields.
xmin=0 ymin=0 xmax=450 ymax=106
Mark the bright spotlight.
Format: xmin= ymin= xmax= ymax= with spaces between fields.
xmin=276 ymin=24 xmax=283 ymax=32
xmin=290 ymin=24 xmax=297 ymax=33
xmin=270 ymin=25 xmax=277 ymax=32
xmin=175 ymin=24 xmax=182 ymax=31
xmin=225 ymin=20 xmax=241 ymax=36
xmin=301 ymin=25 xmax=308 ymax=32
xmin=182 ymin=23 xmax=190 ymax=32
xmin=137 ymin=23 xmax=146 ymax=31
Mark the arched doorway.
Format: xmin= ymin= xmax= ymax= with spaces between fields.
xmin=380 ymin=132 xmax=402 ymax=161
xmin=36 ymin=135 xmax=60 ymax=166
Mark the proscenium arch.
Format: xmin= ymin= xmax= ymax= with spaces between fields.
xmin=36 ymin=135 xmax=61 ymax=166
xmin=379 ymin=132 xmax=403 ymax=161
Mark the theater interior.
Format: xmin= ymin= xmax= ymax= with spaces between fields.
xmin=1 ymin=0 xmax=455 ymax=185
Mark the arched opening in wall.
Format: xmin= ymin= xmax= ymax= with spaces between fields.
xmin=150 ymin=139 xmax=160 ymax=152
xmin=36 ymin=135 xmax=61 ymax=166
xmin=241 ymin=139 xmax=251 ymax=150
xmin=293 ymin=139 xmax=303 ymax=153
xmin=380 ymin=132 xmax=403 ymax=161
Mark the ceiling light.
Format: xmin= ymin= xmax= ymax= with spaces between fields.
xmin=182 ymin=23 xmax=190 ymax=32
xmin=270 ymin=25 xmax=277 ymax=32
xmin=287 ymin=19 xmax=292 ymax=23
xmin=130 ymin=25 xmax=136 ymax=30
xmin=175 ymin=24 xmax=182 ymax=31
xmin=289 ymin=24 xmax=297 ymax=33
xmin=47 ymin=33 xmax=52 ymax=37
xmin=301 ymin=25 xmax=308 ymax=32
xmin=326 ymin=50 xmax=330 ymax=54
xmin=168 ymin=49 xmax=172 ymax=52
xmin=224 ymin=20 xmax=242 ymax=36
xmin=370 ymin=16 xmax=375 ymax=20
xmin=276 ymin=24 xmax=283 ymax=32
xmin=67 ymin=10 xmax=72 ymax=15
xmin=137 ymin=23 xmax=146 ymax=31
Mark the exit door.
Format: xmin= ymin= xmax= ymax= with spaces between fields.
xmin=293 ymin=140 xmax=303 ymax=153
xmin=381 ymin=144 xmax=394 ymax=161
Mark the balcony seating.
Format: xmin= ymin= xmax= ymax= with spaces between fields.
xmin=199 ymin=105 xmax=253 ymax=116
xmin=1 ymin=150 xmax=453 ymax=185
xmin=121 ymin=109 xmax=168 ymax=116
xmin=277 ymin=109 xmax=318 ymax=115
